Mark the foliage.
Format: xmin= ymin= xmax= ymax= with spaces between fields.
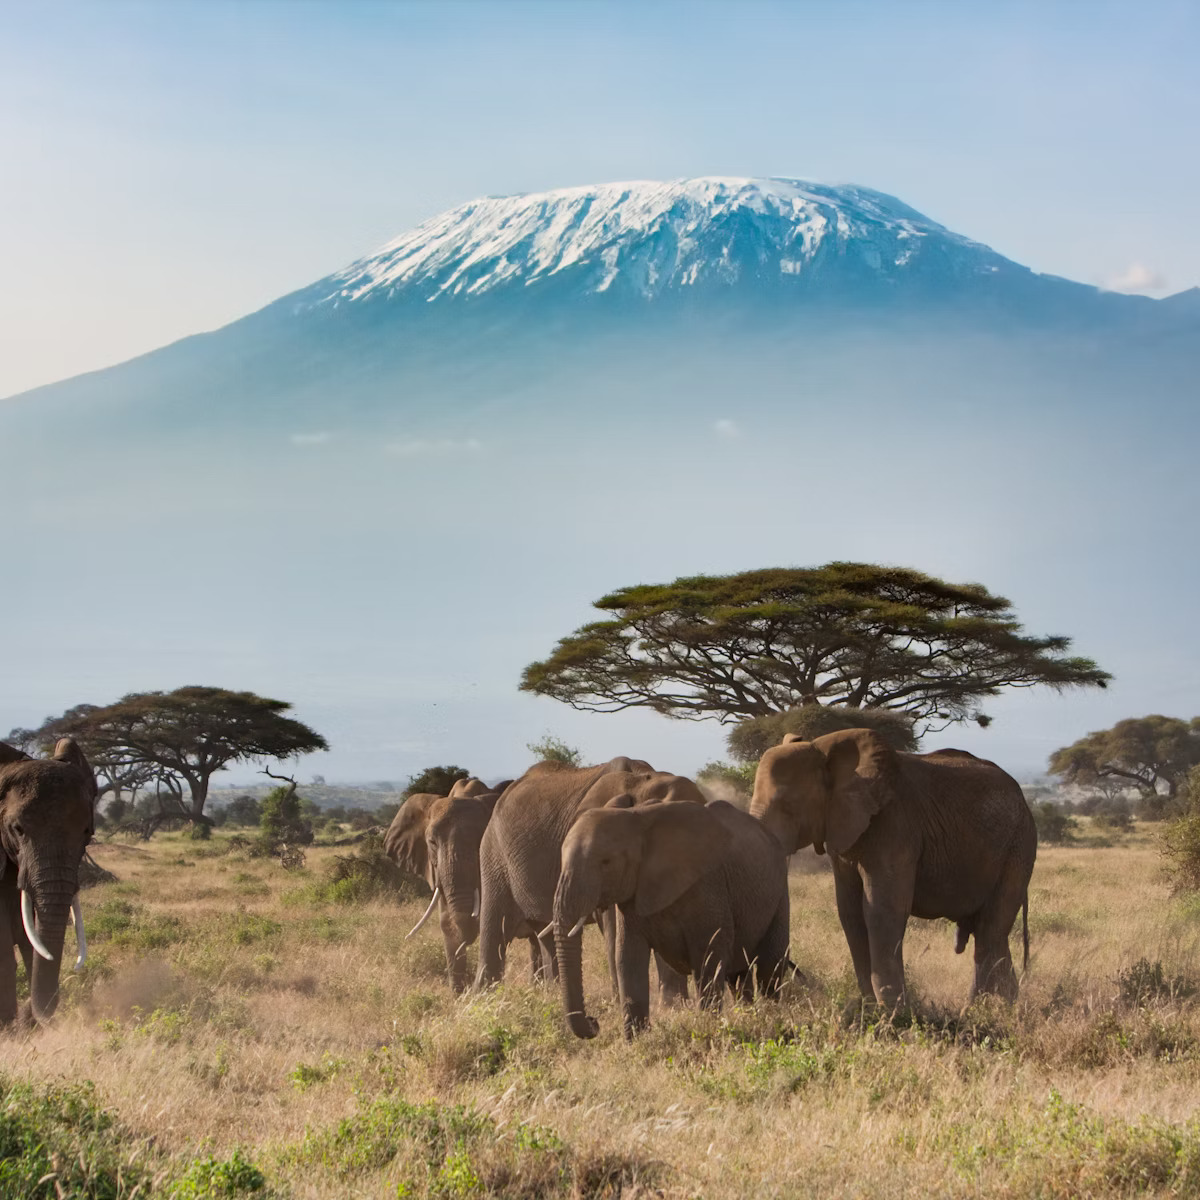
xmin=26 ymin=687 xmax=327 ymax=818
xmin=1050 ymin=715 xmax=1200 ymax=801
xmin=695 ymin=761 xmax=757 ymax=800
xmin=168 ymin=1149 xmax=266 ymax=1198
xmin=219 ymin=795 xmax=263 ymax=827
xmin=520 ymin=563 xmax=1109 ymax=733
xmin=1161 ymin=767 xmax=1200 ymax=891
xmin=526 ymin=733 xmax=583 ymax=766
xmin=727 ymin=704 xmax=919 ymax=763
xmin=312 ymin=835 xmax=427 ymax=904
xmin=1031 ymin=801 xmax=1078 ymax=845
xmin=403 ymin=765 xmax=472 ymax=799
xmin=259 ymin=785 xmax=314 ymax=849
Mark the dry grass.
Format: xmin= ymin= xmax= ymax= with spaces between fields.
xmin=7 ymin=820 xmax=1200 ymax=1197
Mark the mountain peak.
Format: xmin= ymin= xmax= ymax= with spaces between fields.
xmin=305 ymin=176 xmax=1013 ymax=310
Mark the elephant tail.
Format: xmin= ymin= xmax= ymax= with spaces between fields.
xmin=1022 ymin=891 xmax=1030 ymax=972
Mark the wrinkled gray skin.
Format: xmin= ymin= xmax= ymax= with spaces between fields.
xmin=474 ymin=758 xmax=706 ymax=993
xmin=555 ymin=798 xmax=790 ymax=1039
xmin=752 ymin=728 xmax=1036 ymax=1008
xmin=384 ymin=777 xmax=516 ymax=992
xmin=0 ymin=739 xmax=96 ymax=1026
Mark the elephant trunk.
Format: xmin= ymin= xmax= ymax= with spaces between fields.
xmin=26 ymin=878 xmax=75 ymax=1024
xmin=438 ymin=850 xmax=480 ymax=949
xmin=553 ymin=869 xmax=600 ymax=1039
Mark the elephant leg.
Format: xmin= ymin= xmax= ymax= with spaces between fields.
xmin=970 ymin=855 xmax=1026 ymax=1002
xmin=601 ymin=910 xmax=619 ymax=1001
xmin=616 ymin=914 xmax=652 ymax=1039
xmin=755 ymin=897 xmax=791 ymax=999
xmin=473 ymin=887 xmax=510 ymax=989
xmin=535 ymin=934 xmax=559 ymax=984
xmin=655 ymin=953 xmax=689 ymax=1006
xmin=832 ymin=859 xmax=875 ymax=1000
xmin=862 ymin=873 xmax=913 ymax=1009
xmin=439 ymin=910 xmax=470 ymax=995
xmin=0 ymin=902 xmax=16 ymax=1025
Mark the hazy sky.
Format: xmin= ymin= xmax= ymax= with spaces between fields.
xmin=2 ymin=0 xmax=1197 ymax=399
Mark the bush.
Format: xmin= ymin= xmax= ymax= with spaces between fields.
xmin=526 ymin=734 xmax=582 ymax=766
xmin=404 ymin=766 xmax=471 ymax=798
xmin=220 ymin=795 xmax=262 ymax=827
xmin=319 ymin=834 xmax=426 ymax=904
xmin=728 ymin=705 xmax=918 ymax=763
xmin=187 ymin=821 xmax=213 ymax=841
xmin=259 ymin=785 xmax=313 ymax=848
xmin=1162 ymin=768 xmax=1200 ymax=891
xmin=696 ymin=761 xmax=757 ymax=801
xmin=1031 ymin=801 xmax=1078 ymax=845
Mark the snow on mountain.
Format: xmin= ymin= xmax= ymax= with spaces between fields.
xmin=307 ymin=177 xmax=1014 ymax=309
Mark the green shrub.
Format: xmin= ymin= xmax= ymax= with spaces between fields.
xmin=1031 ymin=801 xmax=1078 ymax=845
xmin=695 ymin=761 xmax=757 ymax=800
xmin=259 ymin=785 xmax=313 ymax=848
xmin=319 ymin=834 xmax=425 ymax=904
xmin=168 ymin=1149 xmax=266 ymax=1198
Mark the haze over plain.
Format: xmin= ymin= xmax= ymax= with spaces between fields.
xmin=2 ymin=2 xmax=1196 ymax=782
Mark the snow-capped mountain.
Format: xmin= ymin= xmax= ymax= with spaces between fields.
xmin=305 ymin=177 xmax=1016 ymax=309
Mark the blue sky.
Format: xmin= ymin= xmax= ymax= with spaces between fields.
xmin=2 ymin=0 xmax=1197 ymax=398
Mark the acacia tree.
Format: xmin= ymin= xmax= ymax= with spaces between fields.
xmin=29 ymin=686 xmax=328 ymax=820
xmin=1049 ymin=716 xmax=1200 ymax=801
xmin=521 ymin=563 xmax=1110 ymax=734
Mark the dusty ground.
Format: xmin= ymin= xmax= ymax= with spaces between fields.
xmin=6 ymin=820 xmax=1200 ymax=1198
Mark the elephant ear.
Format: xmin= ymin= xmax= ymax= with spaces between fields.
xmin=53 ymin=737 xmax=98 ymax=801
xmin=634 ymin=804 xmax=730 ymax=917
xmin=816 ymin=729 xmax=897 ymax=855
xmin=384 ymin=793 xmax=437 ymax=880
xmin=0 ymin=742 xmax=31 ymax=766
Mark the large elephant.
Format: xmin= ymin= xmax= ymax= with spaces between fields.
xmin=384 ymin=777 xmax=510 ymax=992
xmin=474 ymin=758 xmax=706 ymax=990
xmin=554 ymin=798 xmax=790 ymax=1039
xmin=751 ymin=728 xmax=1036 ymax=1007
xmin=0 ymin=738 xmax=96 ymax=1025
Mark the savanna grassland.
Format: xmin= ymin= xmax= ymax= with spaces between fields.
xmin=7 ymin=822 xmax=1200 ymax=1199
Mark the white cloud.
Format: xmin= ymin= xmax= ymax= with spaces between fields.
xmin=1105 ymin=263 xmax=1168 ymax=294
xmin=384 ymin=437 xmax=483 ymax=457
xmin=713 ymin=418 xmax=741 ymax=438
xmin=290 ymin=431 xmax=332 ymax=446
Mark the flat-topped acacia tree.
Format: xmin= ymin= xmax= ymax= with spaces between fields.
xmin=521 ymin=563 xmax=1111 ymax=736
xmin=27 ymin=686 xmax=328 ymax=820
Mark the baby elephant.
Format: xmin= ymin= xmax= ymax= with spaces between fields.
xmin=553 ymin=799 xmax=790 ymax=1039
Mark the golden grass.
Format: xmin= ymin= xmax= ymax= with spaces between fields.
xmin=8 ymin=821 xmax=1200 ymax=1197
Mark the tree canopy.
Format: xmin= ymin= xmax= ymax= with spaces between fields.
xmin=25 ymin=686 xmax=328 ymax=819
xmin=521 ymin=564 xmax=1110 ymax=733
xmin=403 ymin=765 xmax=472 ymax=799
xmin=1049 ymin=716 xmax=1200 ymax=801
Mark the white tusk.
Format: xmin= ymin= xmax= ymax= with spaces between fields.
xmin=21 ymin=890 xmax=54 ymax=961
xmin=568 ymin=915 xmax=588 ymax=938
xmin=70 ymin=893 xmax=87 ymax=970
xmin=537 ymin=922 xmax=554 ymax=941
xmin=472 ymin=889 xmax=480 ymax=919
xmin=406 ymin=887 xmax=441 ymax=939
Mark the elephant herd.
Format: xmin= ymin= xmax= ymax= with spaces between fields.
xmin=384 ymin=731 xmax=1037 ymax=1039
xmin=0 ymin=729 xmax=1037 ymax=1038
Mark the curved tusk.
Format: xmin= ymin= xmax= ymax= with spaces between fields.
xmin=568 ymin=915 xmax=588 ymax=938
xmin=70 ymin=893 xmax=87 ymax=970
xmin=406 ymin=886 xmax=441 ymax=939
xmin=21 ymin=890 xmax=54 ymax=961
xmin=537 ymin=922 xmax=554 ymax=941
xmin=472 ymin=889 xmax=480 ymax=920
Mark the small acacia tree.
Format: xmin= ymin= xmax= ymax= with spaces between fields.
xmin=526 ymin=734 xmax=582 ymax=767
xmin=28 ymin=687 xmax=328 ymax=821
xmin=1049 ymin=716 xmax=1200 ymax=812
xmin=521 ymin=563 xmax=1110 ymax=735
xmin=403 ymin=766 xmax=472 ymax=799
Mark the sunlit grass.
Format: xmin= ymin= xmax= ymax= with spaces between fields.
xmin=5 ymin=820 xmax=1200 ymax=1196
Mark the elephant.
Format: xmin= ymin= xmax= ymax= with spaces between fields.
xmin=0 ymin=738 xmax=97 ymax=1025
xmin=553 ymin=797 xmax=790 ymax=1039
xmin=751 ymin=728 xmax=1036 ymax=1008
xmin=384 ymin=777 xmax=513 ymax=992
xmin=473 ymin=757 xmax=706 ymax=994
